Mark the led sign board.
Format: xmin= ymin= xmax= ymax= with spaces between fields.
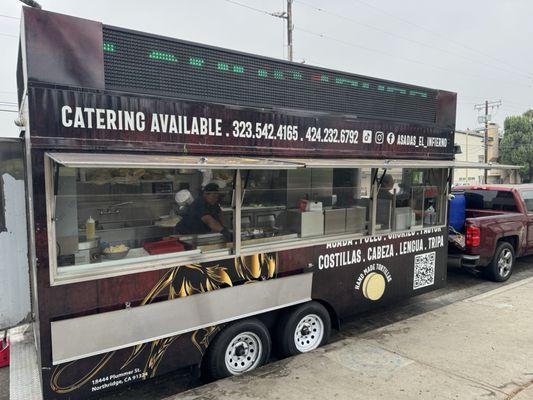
xmin=103 ymin=27 xmax=439 ymax=124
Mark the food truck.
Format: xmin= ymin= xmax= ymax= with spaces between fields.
xmin=14 ymin=7 xmax=484 ymax=399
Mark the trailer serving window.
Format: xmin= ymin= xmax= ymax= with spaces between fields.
xmin=239 ymin=167 xmax=372 ymax=247
xmin=44 ymin=153 xmax=295 ymax=283
xmin=375 ymin=168 xmax=447 ymax=232
xmin=45 ymin=153 xmax=449 ymax=284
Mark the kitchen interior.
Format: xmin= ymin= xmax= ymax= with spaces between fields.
xmin=53 ymin=165 xmax=374 ymax=269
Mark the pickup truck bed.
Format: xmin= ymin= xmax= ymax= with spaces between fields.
xmin=449 ymin=185 xmax=533 ymax=281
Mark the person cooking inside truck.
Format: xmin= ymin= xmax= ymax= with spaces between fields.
xmin=378 ymin=174 xmax=395 ymax=200
xmin=174 ymin=183 xmax=233 ymax=241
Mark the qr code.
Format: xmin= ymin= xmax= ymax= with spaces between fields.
xmin=413 ymin=251 xmax=436 ymax=290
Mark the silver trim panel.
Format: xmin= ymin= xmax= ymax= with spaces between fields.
xmin=51 ymin=273 xmax=313 ymax=365
xmin=46 ymin=152 xmax=302 ymax=169
xmin=276 ymin=158 xmax=520 ymax=170
xmin=46 ymin=152 xmax=520 ymax=170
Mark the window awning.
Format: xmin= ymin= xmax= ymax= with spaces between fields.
xmin=441 ymin=161 xmax=521 ymax=170
xmin=273 ymin=158 xmax=521 ymax=170
xmin=46 ymin=153 xmax=521 ymax=171
xmin=45 ymin=153 xmax=302 ymax=169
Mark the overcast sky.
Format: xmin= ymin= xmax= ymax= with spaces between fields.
xmin=0 ymin=0 xmax=532 ymax=138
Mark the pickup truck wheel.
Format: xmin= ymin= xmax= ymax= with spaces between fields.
xmin=486 ymin=242 xmax=515 ymax=282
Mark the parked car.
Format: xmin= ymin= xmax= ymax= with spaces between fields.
xmin=448 ymin=184 xmax=533 ymax=282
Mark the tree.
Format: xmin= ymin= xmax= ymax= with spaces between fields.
xmin=523 ymin=109 xmax=533 ymax=119
xmin=500 ymin=112 xmax=533 ymax=182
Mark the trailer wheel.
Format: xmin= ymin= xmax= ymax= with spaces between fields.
xmin=276 ymin=301 xmax=331 ymax=357
xmin=485 ymin=241 xmax=515 ymax=282
xmin=204 ymin=319 xmax=271 ymax=379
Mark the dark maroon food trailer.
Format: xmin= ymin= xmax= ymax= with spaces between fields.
xmin=18 ymin=7 xmax=461 ymax=399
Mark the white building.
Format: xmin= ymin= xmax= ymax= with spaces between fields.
xmin=454 ymin=125 xmax=520 ymax=185
xmin=454 ymin=129 xmax=485 ymax=185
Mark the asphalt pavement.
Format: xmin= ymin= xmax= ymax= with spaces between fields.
xmin=100 ymin=256 xmax=533 ymax=400
xmin=3 ymin=258 xmax=533 ymax=400
xmin=174 ymin=270 xmax=533 ymax=399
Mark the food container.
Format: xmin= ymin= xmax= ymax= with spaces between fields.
xmin=305 ymin=201 xmax=323 ymax=212
xmin=175 ymin=189 xmax=194 ymax=206
xmin=143 ymin=239 xmax=185 ymax=255
xmin=76 ymin=236 xmax=101 ymax=264
xmin=287 ymin=210 xmax=324 ymax=237
xmin=395 ymin=207 xmax=416 ymax=230
xmin=346 ymin=206 xmax=366 ymax=233
xmin=102 ymin=245 xmax=130 ymax=260
xmin=324 ymin=208 xmax=346 ymax=235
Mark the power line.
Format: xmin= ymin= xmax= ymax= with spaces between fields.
xmin=223 ymin=0 xmax=280 ymax=18
xmin=459 ymin=96 xmax=531 ymax=109
xmin=222 ymin=0 xmax=533 ymax=90
xmin=0 ymin=109 xmax=17 ymax=113
xmin=0 ymin=14 xmax=19 ymax=20
xmin=219 ymin=0 xmax=532 ymax=87
xmin=0 ymin=32 xmax=17 ymax=38
xmin=295 ymin=0 xmax=533 ymax=85
xmin=223 ymin=0 xmax=292 ymax=61
xmin=350 ymin=0 xmax=533 ymax=80
xmin=500 ymin=105 xmax=532 ymax=113
xmin=295 ymin=27 xmax=532 ymax=89
xmin=503 ymin=100 xmax=533 ymax=109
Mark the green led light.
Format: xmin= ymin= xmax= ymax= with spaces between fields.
xmin=233 ymin=65 xmax=244 ymax=73
xmin=380 ymin=85 xmax=408 ymax=95
xmin=217 ymin=62 xmax=229 ymax=71
xmin=320 ymin=75 xmax=329 ymax=82
xmin=387 ymin=86 xmax=407 ymax=94
xmin=409 ymin=90 xmax=427 ymax=98
xmin=258 ymin=69 xmax=268 ymax=77
xmin=103 ymin=42 xmax=115 ymax=52
xmin=149 ymin=51 xmax=177 ymax=62
xmin=274 ymin=70 xmax=284 ymax=79
xmin=189 ymin=57 xmax=204 ymax=67
xmin=292 ymin=71 xmax=303 ymax=80
xmin=335 ymin=77 xmax=358 ymax=87
xmin=361 ymin=82 xmax=370 ymax=89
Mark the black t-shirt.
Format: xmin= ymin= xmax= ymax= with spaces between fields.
xmin=378 ymin=188 xmax=394 ymax=200
xmin=175 ymin=197 xmax=222 ymax=234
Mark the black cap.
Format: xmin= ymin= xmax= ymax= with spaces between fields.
xmin=203 ymin=183 xmax=220 ymax=193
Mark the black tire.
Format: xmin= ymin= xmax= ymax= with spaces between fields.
xmin=276 ymin=301 xmax=331 ymax=358
xmin=485 ymin=241 xmax=515 ymax=282
xmin=204 ymin=319 xmax=271 ymax=380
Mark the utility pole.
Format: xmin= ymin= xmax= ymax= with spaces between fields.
xmin=287 ymin=0 xmax=293 ymax=61
xmin=271 ymin=1 xmax=293 ymax=61
xmin=474 ymin=100 xmax=502 ymax=183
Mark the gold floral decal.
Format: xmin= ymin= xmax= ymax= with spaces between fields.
xmin=235 ymin=253 xmax=276 ymax=281
xmin=50 ymin=254 xmax=277 ymax=393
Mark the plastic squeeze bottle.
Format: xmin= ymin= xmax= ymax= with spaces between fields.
xmin=424 ymin=204 xmax=436 ymax=226
xmin=86 ymin=216 xmax=96 ymax=240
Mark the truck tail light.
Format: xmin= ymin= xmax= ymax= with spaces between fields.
xmin=465 ymin=226 xmax=480 ymax=247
